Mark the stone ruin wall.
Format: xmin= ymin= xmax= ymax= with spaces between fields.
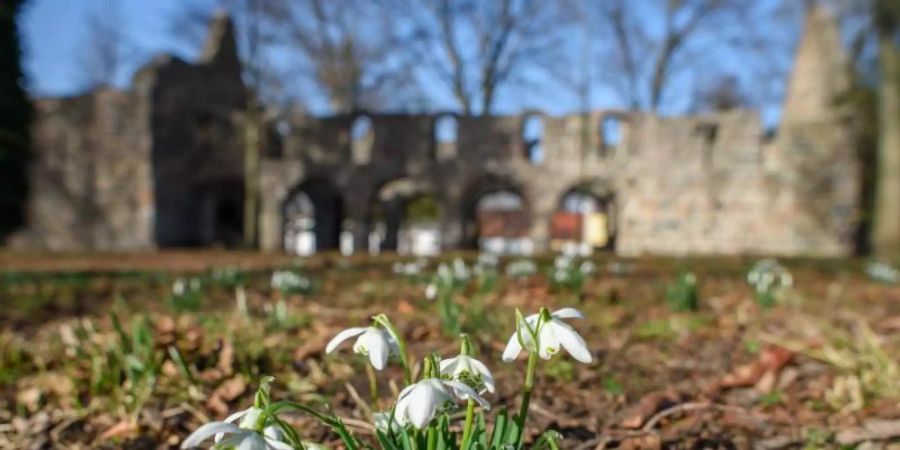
xmin=260 ymin=105 xmax=859 ymax=257
xmin=259 ymin=111 xmax=623 ymax=253
xmin=10 ymin=89 xmax=155 ymax=251
xmin=11 ymin=14 xmax=247 ymax=251
xmin=12 ymin=6 xmax=861 ymax=257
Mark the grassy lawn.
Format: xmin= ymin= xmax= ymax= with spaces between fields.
xmin=1 ymin=252 xmax=899 ymax=449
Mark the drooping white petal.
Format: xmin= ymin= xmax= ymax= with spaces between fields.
xmin=467 ymin=357 xmax=496 ymax=393
xmin=444 ymin=380 xmax=490 ymax=409
xmin=552 ymin=307 xmax=584 ymax=320
xmin=217 ymin=433 xmax=250 ymax=450
xmin=237 ymin=408 xmax=264 ymax=429
xmin=223 ymin=408 xmax=252 ymax=425
xmin=502 ymin=332 xmax=524 ymax=362
xmin=216 ymin=407 xmax=257 ymax=441
xmin=265 ymin=437 xmax=296 ymax=450
xmin=397 ymin=383 xmax=416 ymax=401
xmin=405 ymin=381 xmax=446 ymax=428
xmin=182 ymin=422 xmax=243 ymax=448
xmin=537 ymin=322 xmax=560 ymax=360
xmin=227 ymin=432 xmax=268 ymax=450
xmin=325 ymin=327 xmax=368 ymax=354
xmin=439 ymin=355 xmax=461 ymax=375
xmin=360 ymin=329 xmax=390 ymax=370
xmin=551 ymin=320 xmax=593 ymax=363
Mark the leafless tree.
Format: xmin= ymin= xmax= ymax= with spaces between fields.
xmin=77 ymin=0 xmax=137 ymax=90
xmin=591 ymin=0 xmax=794 ymax=113
xmin=261 ymin=0 xmax=420 ymax=113
xmin=691 ymin=75 xmax=748 ymax=112
xmin=385 ymin=0 xmax=567 ymax=115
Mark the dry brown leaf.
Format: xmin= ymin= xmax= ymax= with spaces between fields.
xmin=721 ymin=345 xmax=793 ymax=389
xmin=98 ymin=420 xmax=138 ymax=441
xmin=619 ymin=391 xmax=679 ymax=429
xmin=206 ymin=376 xmax=247 ymax=417
xmin=217 ymin=339 xmax=234 ymax=376
xmin=620 ymin=433 xmax=662 ymax=450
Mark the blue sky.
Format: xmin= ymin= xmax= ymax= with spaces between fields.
xmin=20 ymin=0 xmax=802 ymax=125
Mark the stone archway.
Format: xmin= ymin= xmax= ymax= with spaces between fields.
xmin=552 ymin=179 xmax=617 ymax=253
xmin=367 ymin=178 xmax=440 ymax=255
xmin=282 ymin=178 xmax=343 ymax=255
xmin=461 ymin=175 xmax=531 ymax=254
xmin=195 ymin=179 xmax=244 ymax=248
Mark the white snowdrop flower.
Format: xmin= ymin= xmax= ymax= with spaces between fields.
xmin=437 ymin=263 xmax=451 ymax=280
xmin=173 ymin=278 xmax=187 ymax=296
xmin=747 ymin=259 xmax=793 ymax=292
xmin=373 ymin=411 xmax=401 ymax=433
xmin=554 ymin=255 xmax=573 ymax=270
xmin=505 ymin=259 xmax=537 ymax=277
xmin=271 ymin=270 xmax=310 ymax=292
xmin=425 ymin=283 xmax=438 ymax=300
xmin=440 ymin=354 xmax=495 ymax=394
xmin=452 ymin=258 xmax=470 ymax=280
xmin=477 ymin=252 xmax=499 ymax=267
xmin=553 ymin=270 xmax=568 ymax=283
xmin=502 ymin=307 xmax=592 ymax=364
xmin=394 ymin=378 xmax=490 ymax=429
xmin=325 ymin=325 xmax=399 ymax=370
xmin=579 ymin=261 xmax=596 ymax=275
xmin=181 ymin=407 xmax=291 ymax=449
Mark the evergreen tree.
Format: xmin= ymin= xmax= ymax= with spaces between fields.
xmin=0 ymin=0 xmax=32 ymax=240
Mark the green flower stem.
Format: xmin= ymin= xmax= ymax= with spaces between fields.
xmin=460 ymin=399 xmax=476 ymax=449
xmin=426 ymin=425 xmax=438 ymax=450
xmin=514 ymin=351 xmax=538 ymax=448
xmin=365 ymin=363 xmax=379 ymax=405
xmin=374 ymin=314 xmax=412 ymax=384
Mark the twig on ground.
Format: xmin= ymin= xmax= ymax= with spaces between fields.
xmin=836 ymin=419 xmax=900 ymax=445
xmin=641 ymin=401 xmax=764 ymax=432
xmin=344 ymin=382 xmax=373 ymax=419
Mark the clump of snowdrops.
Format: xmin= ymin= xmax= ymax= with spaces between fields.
xmin=746 ymin=259 xmax=793 ymax=308
xmin=180 ymin=306 xmax=593 ymax=449
xmin=548 ymin=254 xmax=595 ymax=294
xmin=666 ymin=271 xmax=699 ymax=312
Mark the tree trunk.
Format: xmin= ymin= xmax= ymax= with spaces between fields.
xmin=243 ymin=95 xmax=261 ymax=249
xmin=873 ymin=35 xmax=900 ymax=255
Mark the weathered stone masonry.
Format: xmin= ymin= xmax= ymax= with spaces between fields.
xmin=11 ymin=6 xmax=860 ymax=256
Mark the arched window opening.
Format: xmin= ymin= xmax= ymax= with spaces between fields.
xmin=435 ymin=115 xmax=458 ymax=143
xmin=601 ymin=116 xmax=622 ymax=158
xmin=434 ymin=115 xmax=459 ymax=161
xmin=522 ymin=115 xmax=544 ymax=164
xmin=351 ymin=115 xmax=374 ymax=165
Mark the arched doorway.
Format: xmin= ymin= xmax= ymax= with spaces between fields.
xmin=282 ymin=178 xmax=343 ymax=255
xmin=369 ymin=178 xmax=440 ymax=256
xmin=462 ymin=176 xmax=531 ymax=255
xmin=552 ymin=182 xmax=616 ymax=253
xmin=195 ymin=179 xmax=244 ymax=248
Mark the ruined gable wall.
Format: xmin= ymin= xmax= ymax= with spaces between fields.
xmin=139 ymin=23 xmax=247 ymax=247
xmin=11 ymin=89 xmax=154 ymax=251
xmin=763 ymin=3 xmax=859 ymax=256
xmin=615 ymin=110 xmax=781 ymax=255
